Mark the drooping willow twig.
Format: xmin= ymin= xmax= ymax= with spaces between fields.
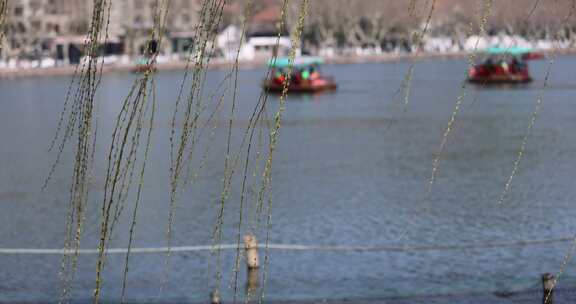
xmin=257 ymin=1 xmax=310 ymax=303
xmin=93 ymin=0 xmax=172 ymax=302
xmin=94 ymin=74 xmax=155 ymax=303
xmin=161 ymin=1 xmax=311 ymax=301
xmin=119 ymin=77 xmax=158 ymax=304
xmin=426 ymin=0 xmax=567 ymax=197
xmin=213 ymin=1 xmax=263 ymax=300
xmin=93 ymin=76 xmax=155 ymax=303
xmin=505 ymin=2 xmax=576 ymax=301
xmin=426 ymin=0 xmax=493 ymax=195
xmin=0 ymin=0 xmax=7 ymax=47
xmin=168 ymin=0 xmax=227 ymax=257
xmin=394 ymin=0 xmax=436 ymax=111
xmin=154 ymin=0 xmax=234 ymax=297
xmin=391 ymin=0 xmax=495 ymax=244
xmin=42 ymin=0 xmax=114 ymax=301
xmin=498 ymin=0 xmax=576 ymax=204
xmin=203 ymin=1 xmax=307 ymax=302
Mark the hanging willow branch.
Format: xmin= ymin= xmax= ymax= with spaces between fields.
xmin=395 ymin=0 xmax=436 ymax=110
xmin=168 ymin=0 xmax=227 ymax=256
xmin=257 ymin=1 xmax=310 ymax=303
xmin=498 ymin=0 xmax=576 ymax=204
xmin=426 ymin=0 xmax=493 ymax=195
xmin=93 ymin=0 xmax=172 ymax=302
xmin=41 ymin=0 xmax=113 ymax=301
xmin=0 ymin=0 xmax=7 ymax=47
xmin=46 ymin=0 xmax=309 ymax=302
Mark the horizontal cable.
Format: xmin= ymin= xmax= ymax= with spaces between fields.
xmin=0 ymin=236 xmax=573 ymax=255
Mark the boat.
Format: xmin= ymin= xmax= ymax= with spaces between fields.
xmin=467 ymin=47 xmax=543 ymax=84
xmin=263 ymin=56 xmax=337 ymax=93
xmin=131 ymin=57 xmax=157 ymax=74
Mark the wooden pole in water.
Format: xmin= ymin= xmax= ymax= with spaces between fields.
xmin=244 ymin=234 xmax=259 ymax=269
xmin=244 ymin=234 xmax=260 ymax=296
xmin=210 ymin=289 xmax=221 ymax=304
xmin=542 ymin=273 xmax=555 ymax=304
xmin=246 ymin=267 xmax=260 ymax=298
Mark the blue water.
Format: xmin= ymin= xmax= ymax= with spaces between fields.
xmin=1 ymin=56 xmax=576 ymax=303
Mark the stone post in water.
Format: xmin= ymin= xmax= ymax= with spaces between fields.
xmin=542 ymin=273 xmax=555 ymax=304
xmin=210 ymin=289 xmax=220 ymax=304
xmin=244 ymin=234 xmax=260 ymax=296
xmin=244 ymin=234 xmax=259 ymax=269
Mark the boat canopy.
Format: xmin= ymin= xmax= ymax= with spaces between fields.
xmin=485 ymin=46 xmax=534 ymax=56
xmin=267 ymin=56 xmax=324 ymax=68
xmin=136 ymin=57 xmax=152 ymax=65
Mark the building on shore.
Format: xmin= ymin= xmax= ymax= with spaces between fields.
xmin=2 ymin=0 xmax=91 ymax=65
xmin=166 ymin=0 xmax=199 ymax=58
xmin=243 ymin=5 xmax=293 ymax=60
xmin=216 ymin=4 xmax=295 ymax=62
xmin=1 ymin=0 xmax=302 ymax=67
xmin=1 ymin=0 xmax=200 ymax=66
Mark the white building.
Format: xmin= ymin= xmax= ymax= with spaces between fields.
xmin=215 ymin=4 xmax=296 ymax=62
xmin=242 ymin=36 xmax=292 ymax=61
xmin=216 ymin=25 xmax=242 ymax=60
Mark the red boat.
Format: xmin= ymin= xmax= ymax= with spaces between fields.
xmin=468 ymin=61 xmax=532 ymax=84
xmin=467 ymin=47 xmax=542 ymax=84
xmin=263 ymin=56 xmax=337 ymax=93
xmin=264 ymin=76 xmax=337 ymax=93
xmin=130 ymin=57 xmax=157 ymax=74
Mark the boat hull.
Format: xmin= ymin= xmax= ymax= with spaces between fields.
xmin=467 ymin=65 xmax=532 ymax=84
xmin=263 ymin=80 xmax=337 ymax=93
xmin=467 ymin=75 xmax=532 ymax=84
xmin=130 ymin=63 xmax=157 ymax=74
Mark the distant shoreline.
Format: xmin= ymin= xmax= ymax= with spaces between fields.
xmin=1 ymin=48 xmax=575 ymax=79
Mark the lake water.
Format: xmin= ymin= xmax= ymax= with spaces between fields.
xmin=1 ymin=56 xmax=576 ymax=303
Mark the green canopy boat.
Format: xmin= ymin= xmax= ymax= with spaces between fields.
xmin=267 ymin=56 xmax=324 ymax=68
xmin=264 ymin=56 xmax=337 ymax=93
xmin=468 ymin=47 xmax=544 ymax=84
xmin=485 ymin=46 xmax=534 ymax=56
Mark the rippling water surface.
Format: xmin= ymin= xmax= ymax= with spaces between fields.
xmin=1 ymin=56 xmax=576 ymax=302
